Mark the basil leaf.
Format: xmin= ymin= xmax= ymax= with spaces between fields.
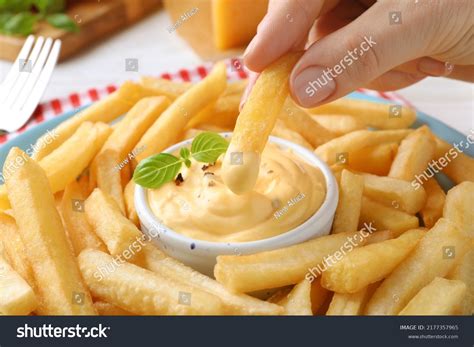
xmin=46 ymin=13 xmax=78 ymax=32
xmin=2 ymin=12 xmax=37 ymax=35
xmin=191 ymin=132 xmax=229 ymax=163
xmin=133 ymin=153 xmax=183 ymax=189
xmin=0 ymin=0 xmax=33 ymax=12
xmin=180 ymin=147 xmax=190 ymax=160
xmin=34 ymin=0 xmax=65 ymax=14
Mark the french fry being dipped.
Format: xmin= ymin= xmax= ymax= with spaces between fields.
xmin=221 ymin=53 xmax=301 ymax=194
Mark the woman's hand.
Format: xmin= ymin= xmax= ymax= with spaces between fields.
xmin=242 ymin=0 xmax=474 ymax=108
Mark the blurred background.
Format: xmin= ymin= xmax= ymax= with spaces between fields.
xmin=0 ymin=0 xmax=472 ymax=134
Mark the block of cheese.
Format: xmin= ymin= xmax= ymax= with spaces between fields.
xmin=212 ymin=0 xmax=268 ymax=50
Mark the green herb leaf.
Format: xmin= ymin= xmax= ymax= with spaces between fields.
xmin=46 ymin=13 xmax=78 ymax=32
xmin=184 ymin=159 xmax=191 ymax=168
xmin=34 ymin=0 xmax=65 ymax=14
xmin=180 ymin=147 xmax=190 ymax=160
xmin=133 ymin=153 xmax=183 ymax=189
xmin=1 ymin=12 xmax=37 ymax=35
xmin=191 ymin=132 xmax=229 ymax=163
xmin=0 ymin=0 xmax=33 ymax=13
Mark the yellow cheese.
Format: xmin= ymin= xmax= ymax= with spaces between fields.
xmin=212 ymin=0 xmax=268 ymax=50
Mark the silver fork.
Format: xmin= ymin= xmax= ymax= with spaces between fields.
xmin=0 ymin=36 xmax=61 ymax=133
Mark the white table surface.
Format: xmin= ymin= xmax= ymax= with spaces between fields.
xmin=1 ymin=11 xmax=473 ymax=135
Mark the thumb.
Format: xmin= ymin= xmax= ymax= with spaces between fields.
xmin=290 ymin=1 xmax=432 ymax=107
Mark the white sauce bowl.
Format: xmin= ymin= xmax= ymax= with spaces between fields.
xmin=135 ymin=133 xmax=339 ymax=277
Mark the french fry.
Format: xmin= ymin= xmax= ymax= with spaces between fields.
xmin=93 ymin=301 xmax=133 ymax=316
xmin=359 ymin=197 xmax=419 ymax=237
xmin=278 ymin=99 xmax=336 ymax=148
xmin=362 ymin=173 xmax=427 ymax=214
xmin=124 ymin=180 xmax=139 ymax=227
xmin=322 ymin=229 xmax=425 ymax=293
xmin=349 ymin=143 xmax=398 ymax=176
xmin=214 ymin=230 xmax=368 ymax=293
xmin=0 ymin=212 xmax=36 ymax=289
xmin=315 ymin=129 xmax=412 ymax=166
xmin=443 ymin=181 xmax=474 ymax=236
xmin=399 ymin=277 xmax=466 ymax=315
xmin=332 ymin=169 xmax=364 ymax=233
xmin=0 ymin=256 xmax=37 ymax=315
xmin=4 ymin=147 xmax=96 ymax=315
xmin=448 ymin=249 xmax=474 ymax=314
xmin=142 ymin=245 xmax=283 ymax=315
xmin=134 ymin=62 xmax=227 ymax=163
xmin=61 ymin=181 xmax=107 ymax=256
xmin=388 ymin=126 xmax=436 ymax=182
xmin=309 ymin=98 xmax=417 ymax=129
xmin=326 ymin=282 xmax=380 ymax=315
xmin=365 ymin=230 xmax=396 ymax=244
xmin=310 ymin=278 xmax=330 ymax=314
xmin=139 ymin=76 xmax=192 ymax=99
xmin=33 ymin=81 xmax=157 ymax=160
xmin=221 ymin=53 xmax=301 ymax=194
xmin=434 ymin=136 xmax=474 ymax=184
xmin=78 ymin=249 xmax=224 ymax=315
xmin=271 ymin=119 xmax=313 ymax=150
xmin=312 ymin=114 xmax=366 ymax=136
xmin=85 ymin=188 xmax=142 ymax=258
xmin=420 ymin=178 xmax=446 ymax=228
xmin=98 ymin=96 xmax=170 ymax=162
xmin=365 ymin=218 xmax=472 ymax=315
xmin=92 ymin=149 xmax=126 ymax=214
xmin=277 ymin=280 xmax=313 ymax=315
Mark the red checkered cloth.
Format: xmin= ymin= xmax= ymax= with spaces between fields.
xmin=0 ymin=58 xmax=413 ymax=145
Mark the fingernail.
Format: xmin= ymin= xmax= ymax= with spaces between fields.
xmin=244 ymin=38 xmax=257 ymax=59
xmin=418 ymin=59 xmax=454 ymax=76
xmin=292 ymin=66 xmax=336 ymax=107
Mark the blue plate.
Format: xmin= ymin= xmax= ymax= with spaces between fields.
xmin=1 ymin=92 xmax=471 ymax=190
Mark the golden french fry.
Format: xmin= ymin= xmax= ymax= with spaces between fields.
xmin=271 ymin=119 xmax=313 ymax=150
xmin=98 ymin=96 xmax=171 ymax=162
xmin=420 ymin=178 xmax=446 ymax=228
xmin=310 ymin=277 xmax=330 ymax=314
xmin=78 ymin=249 xmax=224 ymax=315
xmin=92 ymin=149 xmax=126 ymax=214
xmin=0 ymin=256 xmax=37 ymax=315
xmin=135 ymin=62 xmax=227 ymax=163
xmin=315 ymin=129 xmax=412 ymax=166
xmin=399 ymin=277 xmax=466 ymax=315
xmin=139 ymin=76 xmax=192 ymax=99
xmin=278 ymin=99 xmax=336 ymax=148
xmin=61 ymin=181 xmax=107 ymax=256
xmin=142 ymin=245 xmax=282 ymax=315
xmin=277 ymin=280 xmax=313 ymax=315
xmin=33 ymin=82 xmax=157 ymax=160
xmin=322 ymin=229 xmax=425 ymax=293
xmin=389 ymin=126 xmax=436 ymax=182
xmin=443 ymin=181 xmax=474 ymax=236
xmin=362 ymin=173 xmax=427 ymax=214
xmin=434 ymin=136 xmax=474 ymax=184
xmin=365 ymin=218 xmax=472 ymax=315
xmin=332 ymin=169 xmax=364 ymax=233
xmin=124 ymin=180 xmax=139 ymax=227
xmin=4 ymin=147 xmax=96 ymax=315
xmin=311 ymin=114 xmax=366 ymax=135
xmin=214 ymin=230 xmax=369 ymax=293
xmin=221 ymin=53 xmax=301 ymax=194
xmin=365 ymin=230 xmax=396 ymax=244
xmin=0 ymin=213 xmax=36 ymax=289
xmin=448 ymin=249 xmax=474 ymax=315
xmin=93 ymin=301 xmax=133 ymax=316
xmin=349 ymin=143 xmax=398 ymax=176
xmin=359 ymin=197 xmax=419 ymax=237
xmin=326 ymin=282 xmax=380 ymax=316
xmin=309 ymin=98 xmax=416 ymax=129
xmin=85 ymin=188 xmax=142 ymax=258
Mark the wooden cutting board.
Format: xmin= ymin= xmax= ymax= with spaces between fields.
xmin=0 ymin=0 xmax=162 ymax=62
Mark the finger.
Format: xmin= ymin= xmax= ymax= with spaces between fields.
xmin=365 ymin=70 xmax=427 ymax=91
xmin=289 ymin=1 xmax=434 ymax=107
xmin=244 ymin=0 xmax=339 ymax=72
